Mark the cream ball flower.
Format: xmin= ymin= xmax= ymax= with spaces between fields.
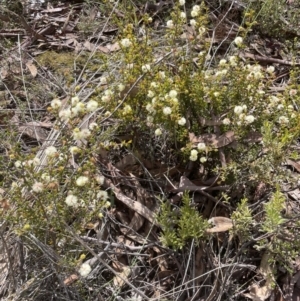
xmin=59 ymin=108 xmax=71 ymax=121
xmin=71 ymin=96 xmax=80 ymax=106
xmin=200 ymin=157 xmax=207 ymax=163
xmin=190 ymin=19 xmax=197 ymax=26
xmin=79 ymin=263 xmax=92 ymax=278
xmin=234 ymin=106 xmax=244 ymax=115
xmin=100 ymin=76 xmax=107 ymax=84
xmin=118 ymin=83 xmax=125 ymax=91
xmin=73 ymin=128 xmax=83 ymax=140
xmin=178 ymin=117 xmax=186 ymax=126
xmin=76 ymin=176 xmax=89 ymax=187
xmin=97 ymin=190 xmax=108 ymax=201
xmin=163 ymin=107 xmax=172 ymax=115
xmin=14 ymin=160 xmax=22 ymax=168
xmin=180 ymin=12 xmax=186 ymax=18
xmin=219 ymin=59 xmax=227 ymax=66
xmin=81 ymin=129 xmax=91 ymax=139
xmin=32 ymin=182 xmax=44 ymax=193
xmin=65 ymin=194 xmax=79 ymax=208
xmin=222 ymin=118 xmax=231 ymax=125
xmin=86 ymin=100 xmax=98 ymax=112
xmin=244 ymin=115 xmax=255 ymax=124
xmin=89 ymin=122 xmax=98 ymax=131
xmin=197 ymin=143 xmax=206 ymax=151
xmin=266 ymin=66 xmax=275 ymax=73
xmin=51 ymin=98 xmax=62 ymax=109
xmin=45 ymin=146 xmax=58 ymax=157
xmin=142 ymin=64 xmax=151 ymax=73
xmin=166 ymin=20 xmax=174 ymax=28
xmin=278 ymin=116 xmax=289 ymax=124
xmin=147 ymin=116 xmax=154 ymax=123
xmin=147 ymin=90 xmax=155 ymax=98
xmin=179 ymin=0 xmax=185 ymax=5
xmin=169 ymin=90 xmax=178 ymax=99
xmin=190 ymin=149 xmax=198 ymax=157
xmin=95 ymin=174 xmax=105 ymax=185
xmin=120 ymin=38 xmax=132 ymax=48
xmin=69 ymin=146 xmax=80 ymax=154
xmin=158 ymin=71 xmax=166 ymax=79
xmin=155 ymin=128 xmax=162 ymax=136
xmin=234 ymin=36 xmax=243 ymax=47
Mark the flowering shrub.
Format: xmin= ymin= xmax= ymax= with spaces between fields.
xmin=1 ymin=2 xmax=300 ymax=299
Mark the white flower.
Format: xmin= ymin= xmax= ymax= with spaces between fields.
xmin=169 ymin=90 xmax=178 ymax=98
xmin=163 ymin=107 xmax=172 ymax=115
xmin=41 ymin=173 xmax=51 ymax=182
xmin=95 ymin=174 xmax=105 ymax=185
xmin=146 ymin=103 xmax=154 ymax=113
xmin=189 ymin=155 xmax=198 ymax=161
xmin=97 ymin=190 xmax=108 ymax=201
xmin=65 ymin=194 xmax=79 ymax=208
xmin=289 ymin=89 xmax=297 ymax=96
xmin=89 ymin=122 xmax=98 ymax=131
xmin=150 ymin=82 xmax=158 ymax=88
xmin=179 ymin=0 xmax=185 ymax=5
xmin=193 ymin=5 xmax=200 ymax=11
xmin=71 ymin=96 xmax=80 ymax=106
xmin=51 ymin=98 xmax=62 ymax=109
xmin=190 ymin=19 xmax=197 ymax=26
xmin=59 ymin=108 xmax=71 ymax=121
xmin=277 ymin=104 xmax=284 ymax=110
xmin=287 ymin=105 xmax=294 ymax=111
xmin=32 ymin=157 xmax=41 ymax=166
xmin=200 ymin=157 xmax=207 ymax=163
xmin=76 ymin=176 xmax=89 ymax=187
xmin=278 ymin=116 xmax=289 ymax=124
xmin=81 ymin=129 xmax=91 ymax=139
xmin=158 ymin=71 xmax=166 ymax=79
xmin=32 ymin=182 xmax=44 ymax=193
xmin=234 ymin=106 xmax=244 ymax=115
xmin=147 ymin=116 xmax=154 ymax=123
xmin=14 ymin=160 xmax=22 ymax=168
xmin=73 ymin=128 xmax=83 ymax=140
xmin=191 ymin=10 xmax=199 ymax=17
xmin=45 ymin=146 xmax=58 ymax=157
xmin=229 ymin=56 xmax=237 ymax=66
xmin=266 ymin=66 xmax=275 ymax=73
xmin=234 ymin=36 xmax=243 ymax=47
xmin=142 ymin=64 xmax=151 ymax=73
xmin=69 ymin=146 xmax=80 ymax=154
xmin=191 ymin=149 xmax=198 ymax=157
xmin=197 ymin=143 xmax=206 ymax=151
xmin=213 ymin=92 xmax=220 ymax=97
xmin=166 ymin=20 xmax=174 ymax=28
xmin=219 ymin=59 xmax=227 ymax=66
xmin=147 ymin=90 xmax=155 ymax=98
xmin=79 ymin=263 xmax=92 ymax=278
xmin=180 ymin=12 xmax=186 ymax=18
xmin=120 ymin=38 xmax=132 ymax=48
xmin=101 ymin=89 xmax=113 ymax=102
xmin=198 ymin=27 xmax=206 ymax=35
xmin=72 ymin=102 xmax=85 ymax=116
xmin=155 ymin=128 xmax=162 ymax=136
xmin=118 ymin=83 xmax=125 ymax=92
xmin=178 ymin=117 xmax=186 ymax=126
xmin=244 ymin=115 xmax=255 ymax=124
xmin=100 ymin=76 xmax=107 ymax=84
xmin=86 ymin=100 xmax=98 ymax=112
xmin=123 ymin=105 xmax=132 ymax=115
xmin=222 ymin=118 xmax=231 ymax=125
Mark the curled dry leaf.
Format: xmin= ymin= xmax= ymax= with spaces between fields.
xmin=26 ymin=60 xmax=38 ymax=78
xmin=113 ymin=266 xmax=131 ymax=288
xmin=207 ymin=217 xmax=233 ymax=233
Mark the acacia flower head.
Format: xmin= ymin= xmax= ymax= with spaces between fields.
xmin=142 ymin=64 xmax=151 ymax=73
xmin=197 ymin=143 xmax=206 ymax=151
xmin=76 ymin=176 xmax=89 ymax=187
xmin=32 ymin=182 xmax=44 ymax=193
xmin=71 ymin=96 xmax=80 ymax=106
xmin=166 ymin=20 xmax=174 ymax=28
xmin=163 ymin=107 xmax=172 ymax=115
xmin=169 ymin=90 xmax=178 ymax=99
xmin=234 ymin=36 xmax=243 ymax=47
xmin=97 ymin=190 xmax=108 ymax=201
xmin=120 ymin=38 xmax=132 ymax=48
xmin=278 ymin=116 xmax=289 ymax=124
xmin=155 ymin=128 xmax=162 ymax=136
xmin=65 ymin=194 xmax=79 ymax=208
xmin=79 ymin=263 xmax=92 ymax=278
xmin=179 ymin=0 xmax=185 ymax=5
xmin=244 ymin=115 xmax=255 ymax=124
xmin=200 ymin=157 xmax=207 ymax=163
xmin=86 ymin=100 xmax=98 ymax=112
xmin=45 ymin=146 xmax=58 ymax=157
xmin=234 ymin=106 xmax=244 ymax=115
xmin=51 ymin=98 xmax=62 ymax=109
xmin=178 ymin=117 xmax=186 ymax=126
xmin=59 ymin=108 xmax=71 ymax=121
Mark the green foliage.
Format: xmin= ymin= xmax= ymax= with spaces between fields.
xmin=158 ymin=193 xmax=208 ymax=250
xmin=231 ymin=198 xmax=252 ymax=243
